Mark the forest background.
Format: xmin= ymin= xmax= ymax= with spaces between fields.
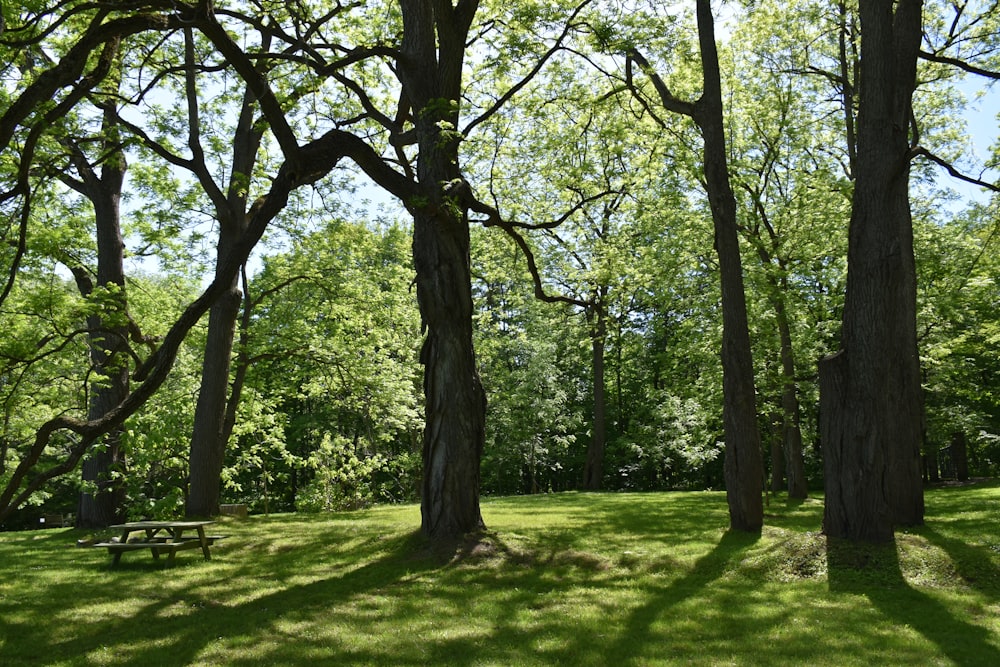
xmin=0 ymin=0 xmax=997 ymax=533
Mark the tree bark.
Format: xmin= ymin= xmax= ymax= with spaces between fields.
xmin=65 ymin=105 xmax=129 ymax=529
xmin=769 ymin=413 xmax=785 ymax=493
xmin=821 ymin=0 xmax=925 ymax=542
xmin=775 ymin=296 xmax=808 ymax=499
xmin=398 ymin=0 xmax=486 ymax=540
xmin=186 ymin=283 xmax=241 ymax=517
xmin=695 ymin=0 xmax=764 ymax=532
xmin=951 ymin=431 xmax=969 ymax=481
xmin=185 ymin=37 xmax=264 ymax=517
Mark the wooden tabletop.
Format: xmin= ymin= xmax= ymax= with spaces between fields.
xmin=110 ymin=520 xmax=214 ymax=530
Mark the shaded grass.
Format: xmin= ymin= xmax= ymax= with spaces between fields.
xmin=0 ymin=482 xmax=997 ymax=666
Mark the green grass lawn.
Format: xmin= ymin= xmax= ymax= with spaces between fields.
xmin=1 ymin=482 xmax=998 ymax=666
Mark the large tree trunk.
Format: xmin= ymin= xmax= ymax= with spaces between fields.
xmin=69 ymin=110 xmax=129 ymax=529
xmin=413 ymin=206 xmax=486 ymax=538
xmin=696 ymin=0 xmax=764 ymax=532
xmin=398 ymin=0 xmax=485 ymax=540
xmin=185 ymin=52 xmax=263 ymax=518
xmin=821 ymin=0 xmax=924 ymax=542
xmin=583 ymin=301 xmax=608 ymax=490
xmin=186 ymin=278 xmax=241 ymax=517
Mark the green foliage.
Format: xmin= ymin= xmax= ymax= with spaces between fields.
xmin=297 ymin=432 xmax=390 ymax=511
xmin=918 ymin=199 xmax=1000 ymax=475
xmin=221 ymin=219 xmax=423 ymax=513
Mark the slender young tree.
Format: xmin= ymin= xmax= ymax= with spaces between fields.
xmin=628 ymin=0 xmax=764 ymax=531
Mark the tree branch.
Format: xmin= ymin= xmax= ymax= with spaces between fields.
xmin=911 ymin=146 xmax=1000 ymax=193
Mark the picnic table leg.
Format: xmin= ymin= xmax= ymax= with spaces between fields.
xmin=196 ymin=526 xmax=211 ymax=560
xmin=110 ymin=528 xmax=132 ymax=566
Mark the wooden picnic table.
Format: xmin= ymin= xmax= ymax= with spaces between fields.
xmin=95 ymin=520 xmax=224 ymax=566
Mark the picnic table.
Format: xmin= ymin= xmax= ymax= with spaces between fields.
xmin=95 ymin=520 xmax=225 ymax=566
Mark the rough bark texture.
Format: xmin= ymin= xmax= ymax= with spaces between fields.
xmin=186 ymin=284 xmax=241 ymax=517
xmin=696 ymin=0 xmax=764 ymax=532
xmin=399 ymin=0 xmax=486 ymax=540
xmin=821 ymin=0 xmax=925 ymax=542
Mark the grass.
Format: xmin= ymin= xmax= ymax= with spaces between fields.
xmin=1 ymin=482 xmax=998 ymax=666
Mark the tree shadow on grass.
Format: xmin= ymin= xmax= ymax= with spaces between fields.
xmin=827 ymin=536 xmax=1000 ymax=666
xmin=30 ymin=529 xmax=440 ymax=666
xmin=602 ymin=528 xmax=762 ymax=664
xmin=918 ymin=525 xmax=1000 ymax=602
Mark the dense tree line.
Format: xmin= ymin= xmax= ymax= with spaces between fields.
xmin=0 ymin=0 xmax=997 ymax=543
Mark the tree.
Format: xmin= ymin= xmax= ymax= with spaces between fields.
xmin=0 ymin=2 xmax=341 ymax=523
xmin=819 ymin=0 xmax=925 ymax=542
xmin=59 ymin=98 xmax=131 ymax=528
xmin=626 ymin=0 xmax=764 ymax=531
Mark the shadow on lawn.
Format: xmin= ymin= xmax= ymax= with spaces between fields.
xmin=827 ymin=536 xmax=1000 ymax=666
xmin=602 ymin=528 xmax=761 ymax=664
xmin=919 ymin=525 xmax=1000 ymax=601
xmin=32 ymin=529 xmax=436 ymax=665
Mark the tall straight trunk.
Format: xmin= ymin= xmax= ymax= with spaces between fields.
xmin=770 ymin=412 xmax=785 ymax=493
xmin=583 ymin=302 xmax=608 ymax=490
xmin=695 ymin=0 xmax=764 ymax=532
xmin=774 ymin=293 xmax=808 ymax=499
xmin=186 ymin=263 xmax=241 ymax=517
xmin=951 ymin=431 xmax=969 ymax=481
xmin=821 ymin=0 xmax=925 ymax=542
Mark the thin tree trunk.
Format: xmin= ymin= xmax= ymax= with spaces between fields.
xmin=951 ymin=431 xmax=969 ymax=482
xmin=584 ymin=302 xmax=608 ymax=490
xmin=770 ymin=412 xmax=785 ymax=494
xmin=775 ymin=296 xmax=808 ymax=499
xmin=696 ymin=0 xmax=764 ymax=532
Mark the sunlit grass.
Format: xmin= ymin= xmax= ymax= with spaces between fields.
xmin=1 ymin=481 xmax=997 ymax=666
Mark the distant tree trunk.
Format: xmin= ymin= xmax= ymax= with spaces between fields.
xmin=925 ymin=446 xmax=939 ymax=483
xmin=584 ymin=300 xmax=608 ymax=490
xmin=63 ymin=106 xmax=129 ymax=529
xmin=951 ymin=431 xmax=969 ymax=482
xmin=696 ymin=0 xmax=764 ymax=532
xmin=821 ymin=0 xmax=925 ymax=542
xmin=770 ymin=413 xmax=785 ymax=493
xmin=775 ymin=298 xmax=808 ymax=499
